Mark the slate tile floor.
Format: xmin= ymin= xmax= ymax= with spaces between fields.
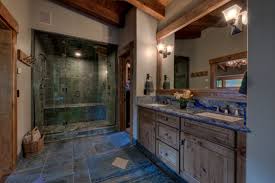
xmin=6 ymin=132 xmax=177 ymax=183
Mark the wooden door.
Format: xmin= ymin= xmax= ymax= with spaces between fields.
xmin=0 ymin=26 xmax=17 ymax=179
xmin=119 ymin=56 xmax=127 ymax=131
xmin=140 ymin=119 xmax=155 ymax=154
xmin=181 ymin=133 xmax=235 ymax=183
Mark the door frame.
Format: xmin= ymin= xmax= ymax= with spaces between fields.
xmin=118 ymin=41 xmax=134 ymax=137
xmin=174 ymin=56 xmax=190 ymax=89
xmin=0 ymin=1 xmax=18 ymax=180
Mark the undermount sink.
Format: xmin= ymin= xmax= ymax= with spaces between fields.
xmin=196 ymin=112 xmax=242 ymax=122
xmin=148 ymin=103 xmax=168 ymax=107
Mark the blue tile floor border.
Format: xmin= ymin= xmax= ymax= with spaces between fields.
xmin=6 ymin=132 xmax=179 ymax=183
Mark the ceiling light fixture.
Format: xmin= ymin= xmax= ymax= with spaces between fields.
xmin=75 ymin=50 xmax=82 ymax=57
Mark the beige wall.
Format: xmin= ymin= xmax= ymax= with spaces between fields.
xmin=119 ymin=8 xmax=136 ymax=48
xmin=31 ymin=0 xmax=119 ymax=44
xmin=1 ymin=0 xmax=120 ymax=154
xmin=136 ymin=9 xmax=158 ymax=96
xmin=247 ymin=0 xmax=275 ymax=182
xmin=175 ymin=26 xmax=247 ymax=89
xmin=1 ymin=0 xmax=32 ymax=154
xmin=160 ymin=33 xmax=175 ymax=89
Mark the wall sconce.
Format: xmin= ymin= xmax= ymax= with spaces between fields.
xmin=222 ymin=4 xmax=248 ymax=25
xmin=222 ymin=5 xmax=248 ymax=35
xmin=157 ymin=43 xmax=173 ymax=58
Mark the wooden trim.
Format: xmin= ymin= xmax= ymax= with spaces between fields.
xmin=0 ymin=2 xmax=18 ymax=180
xmin=156 ymin=0 xmax=232 ymax=40
xmin=17 ymin=49 xmax=32 ymax=67
xmin=156 ymin=88 xmax=246 ymax=102
xmin=11 ymin=31 xmax=17 ymax=170
xmin=123 ymin=0 xmax=165 ymax=20
xmin=55 ymin=0 xmax=123 ymax=26
xmin=156 ymin=40 xmax=162 ymax=90
xmin=209 ymin=51 xmax=247 ymax=64
xmin=0 ymin=1 xmax=19 ymax=33
xmin=209 ymin=51 xmax=247 ymax=88
xmin=118 ymin=41 xmax=135 ymax=140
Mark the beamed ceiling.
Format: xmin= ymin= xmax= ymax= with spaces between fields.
xmin=52 ymin=0 xmax=172 ymax=27
xmin=175 ymin=0 xmax=247 ymax=39
xmin=52 ymin=0 xmax=246 ymax=39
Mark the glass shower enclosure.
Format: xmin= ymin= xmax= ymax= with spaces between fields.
xmin=32 ymin=30 xmax=117 ymax=138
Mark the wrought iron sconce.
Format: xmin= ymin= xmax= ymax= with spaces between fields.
xmin=157 ymin=43 xmax=173 ymax=58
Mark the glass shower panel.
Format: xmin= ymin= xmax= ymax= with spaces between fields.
xmin=33 ymin=30 xmax=117 ymax=136
xmin=43 ymin=55 xmax=67 ymax=126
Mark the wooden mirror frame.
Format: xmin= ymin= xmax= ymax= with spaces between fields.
xmin=0 ymin=1 xmax=18 ymax=180
xmin=209 ymin=51 xmax=247 ymax=89
xmin=156 ymin=0 xmax=246 ymax=100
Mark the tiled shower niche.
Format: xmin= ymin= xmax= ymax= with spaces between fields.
xmin=32 ymin=31 xmax=117 ymax=137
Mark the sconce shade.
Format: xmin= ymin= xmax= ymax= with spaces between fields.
xmin=166 ymin=45 xmax=173 ymax=53
xmin=157 ymin=43 xmax=165 ymax=53
xmin=222 ymin=4 xmax=242 ymax=22
xmin=241 ymin=11 xmax=248 ymax=25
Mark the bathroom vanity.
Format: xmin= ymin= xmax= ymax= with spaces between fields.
xmin=137 ymin=104 xmax=247 ymax=183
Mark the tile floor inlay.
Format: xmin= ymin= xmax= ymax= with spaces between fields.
xmin=6 ymin=132 xmax=177 ymax=183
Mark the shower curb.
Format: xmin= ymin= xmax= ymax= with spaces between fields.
xmin=44 ymin=125 xmax=117 ymax=143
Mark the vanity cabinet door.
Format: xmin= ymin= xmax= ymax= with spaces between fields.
xmin=180 ymin=132 xmax=235 ymax=183
xmin=139 ymin=119 xmax=156 ymax=154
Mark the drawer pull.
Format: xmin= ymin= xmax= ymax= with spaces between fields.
xmin=165 ymin=117 xmax=168 ymax=121
xmin=165 ymin=133 xmax=169 ymax=136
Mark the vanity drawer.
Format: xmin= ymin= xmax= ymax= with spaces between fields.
xmin=181 ymin=118 xmax=235 ymax=148
xmin=157 ymin=140 xmax=179 ymax=173
xmin=157 ymin=122 xmax=179 ymax=149
xmin=156 ymin=112 xmax=180 ymax=129
xmin=139 ymin=107 xmax=155 ymax=121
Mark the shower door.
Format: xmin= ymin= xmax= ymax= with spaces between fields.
xmin=33 ymin=31 xmax=117 ymax=133
xmin=43 ymin=50 xmax=68 ymax=126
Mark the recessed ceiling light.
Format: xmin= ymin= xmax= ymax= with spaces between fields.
xmin=75 ymin=51 xmax=82 ymax=57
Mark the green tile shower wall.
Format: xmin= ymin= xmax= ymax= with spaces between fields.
xmin=32 ymin=34 xmax=117 ymax=128
xmin=44 ymin=105 xmax=107 ymax=126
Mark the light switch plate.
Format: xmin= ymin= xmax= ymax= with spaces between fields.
xmin=17 ymin=68 xmax=22 ymax=74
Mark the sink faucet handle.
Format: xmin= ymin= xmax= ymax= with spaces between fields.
xmin=234 ymin=109 xmax=239 ymax=116
xmin=224 ymin=109 xmax=229 ymax=115
xmin=215 ymin=106 xmax=220 ymax=112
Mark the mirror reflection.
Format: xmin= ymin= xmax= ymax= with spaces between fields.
xmin=158 ymin=1 xmax=247 ymax=90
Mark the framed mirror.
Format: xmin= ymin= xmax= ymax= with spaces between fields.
xmin=156 ymin=0 xmax=247 ymax=99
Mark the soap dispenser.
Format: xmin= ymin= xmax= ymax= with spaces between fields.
xmin=144 ymin=74 xmax=154 ymax=95
xmin=163 ymin=75 xmax=170 ymax=89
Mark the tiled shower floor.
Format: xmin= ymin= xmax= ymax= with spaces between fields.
xmin=6 ymin=132 xmax=177 ymax=183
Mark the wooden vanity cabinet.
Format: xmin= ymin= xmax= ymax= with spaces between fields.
xmin=138 ymin=107 xmax=246 ymax=183
xmin=138 ymin=107 xmax=156 ymax=154
xmin=180 ymin=132 xmax=235 ymax=183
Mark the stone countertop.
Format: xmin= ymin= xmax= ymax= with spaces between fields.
xmin=138 ymin=103 xmax=250 ymax=133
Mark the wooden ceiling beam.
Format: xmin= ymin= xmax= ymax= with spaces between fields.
xmin=55 ymin=0 xmax=123 ymax=26
xmin=121 ymin=0 xmax=165 ymax=20
xmin=157 ymin=0 xmax=233 ymax=40
xmin=0 ymin=1 xmax=19 ymax=32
